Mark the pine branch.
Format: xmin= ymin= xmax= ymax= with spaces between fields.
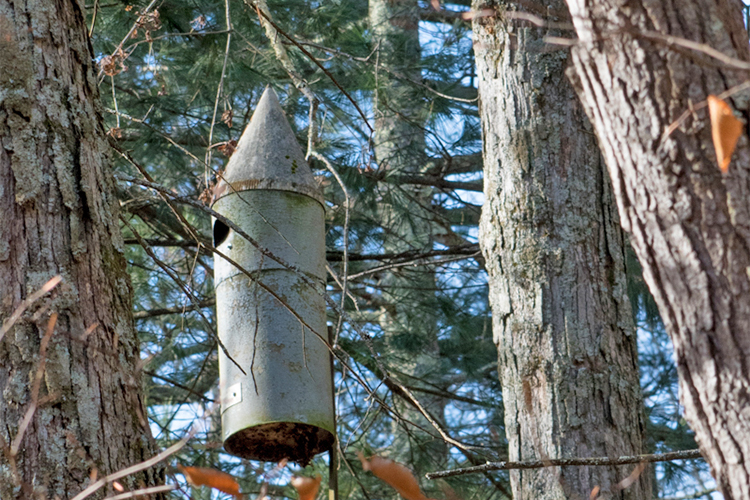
xmin=425 ymin=449 xmax=704 ymax=479
xmin=125 ymin=238 xmax=480 ymax=263
xmin=661 ymin=488 xmax=717 ymax=500
xmin=133 ymin=299 xmax=215 ymax=319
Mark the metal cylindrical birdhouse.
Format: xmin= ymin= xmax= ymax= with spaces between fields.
xmin=211 ymin=87 xmax=334 ymax=465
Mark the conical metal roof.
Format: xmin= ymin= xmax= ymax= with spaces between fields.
xmin=212 ymin=87 xmax=323 ymax=206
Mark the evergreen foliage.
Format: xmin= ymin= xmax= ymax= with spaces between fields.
xmin=87 ymin=0 xmax=709 ymax=497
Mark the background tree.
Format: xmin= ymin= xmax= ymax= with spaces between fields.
xmin=471 ymin=1 xmax=649 ymax=498
xmin=561 ymin=0 xmax=750 ymax=497
xmin=0 ymin=0 xmax=161 ymax=497
xmin=61 ymin=0 xmax=718 ymax=498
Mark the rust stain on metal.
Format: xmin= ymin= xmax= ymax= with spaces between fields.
xmin=224 ymin=422 xmax=334 ymax=466
xmin=268 ymin=341 xmax=285 ymax=353
xmin=213 ymin=179 xmax=324 ymax=205
xmin=213 ymin=179 xmax=263 ymax=199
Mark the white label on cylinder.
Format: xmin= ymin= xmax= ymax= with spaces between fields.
xmin=222 ymin=382 xmax=242 ymax=411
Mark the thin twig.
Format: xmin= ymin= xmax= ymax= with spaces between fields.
xmin=103 ymin=484 xmax=177 ymax=500
xmin=292 ymin=40 xmax=478 ymax=104
xmin=124 ymin=30 xmax=232 ymax=52
xmin=144 ymin=370 xmax=216 ymax=403
xmin=10 ymin=314 xmax=58 ymax=456
xmin=307 ymin=99 xmax=320 ymax=158
xmin=247 ymin=0 xmax=373 ymax=132
xmin=88 ymin=0 xmax=99 ymax=36
xmin=661 ymin=487 xmax=717 ymax=500
xmin=107 ymin=109 xmax=207 ymax=167
xmin=325 ymin=264 xmax=361 ymax=312
xmin=661 ymin=79 xmax=750 ymax=142
xmin=205 ymin=0 xmax=233 ymax=187
xmin=513 ymin=10 xmax=750 ymax=73
xmin=117 ymin=174 xmax=479 ymax=453
xmin=133 ymin=299 xmax=216 ymax=320
xmin=310 ymin=152 xmax=351 ymax=346
xmin=251 ymin=0 xmax=316 ymax=102
xmin=121 ymin=217 xmax=246 ymax=375
xmin=0 ymin=275 xmax=62 ymax=345
xmin=636 ymin=29 xmax=750 ymax=71
xmin=347 ymin=253 xmax=482 ymax=280
xmin=70 ymin=430 xmax=195 ymax=500
xmin=111 ymin=76 xmax=120 ymax=129
xmin=425 ymin=449 xmax=704 ymax=479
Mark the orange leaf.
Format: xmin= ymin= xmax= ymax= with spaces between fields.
xmin=291 ymin=475 xmax=322 ymax=500
xmin=179 ymin=465 xmax=242 ymax=498
xmin=708 ymin=95 xmax=743 ymax=174
xmin=357 ymin=452 xmax=429 ymax=500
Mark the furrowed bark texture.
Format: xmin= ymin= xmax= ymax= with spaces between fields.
xmin=0 ymin=0 xmax=161 ymax=498
xmin=473 ymin=2 xmax=649 ymax=499
xmin=563 ymin=0 xmax=750 ymax=497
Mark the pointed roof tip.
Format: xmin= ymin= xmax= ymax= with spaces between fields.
xmin=259 ymin=85 xmax=280 ymax=106
xmin=212 ymin=86 xmax=324 ymax=206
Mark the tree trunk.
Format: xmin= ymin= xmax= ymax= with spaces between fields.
xmin=369 ymin=0 xmax=448 ymax=463
xmin=563 ymin=0 xmax=750 ymax=497
xmin=0 ymin=0 xmax=161 ymax=498
xmin=472 ymin=1 xmax=650 ymax=498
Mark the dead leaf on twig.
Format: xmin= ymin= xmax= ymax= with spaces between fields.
xmin=357 ymin=451 xmax=431 ymax=500
xmin=615 ymin=461 xmax=647 ymax=491
xmin=291 ymin=475 xmax=321 ymax=500
xmin=708 ymin=94 xmax=743 ymax=174
xmin=178 ymin=464 xmax=242 ymax=498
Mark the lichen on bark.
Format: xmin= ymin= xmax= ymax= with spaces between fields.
xmin=473 ymin=1 xmax=650 ymax=498
xmin=563 ymin=0 xmax=750 ymax=497
xmin=0 ymin=0 xmax=162 ymax=498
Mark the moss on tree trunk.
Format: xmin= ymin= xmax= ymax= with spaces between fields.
xmin=473 ymin=1 xmax=650 ymax=498
xmin=0 ymin=0 xmax=161 ymax=497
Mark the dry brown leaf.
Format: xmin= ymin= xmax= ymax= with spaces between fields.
xmin=222 ymin=109 xmax=234 ymax=128
xmin=179 ymin=464 xmax=242 ymax=498
xmin=216 ymin=140 xmax=238 ymax=158
xmin=615 ymin=461 xmax=647 ymax=490
xmin=708 ymin=95 xmax=743 ymax=174
xmin=291 ymin=475 xmax=322 ymax=500
xmin=357 ymin=452 xmax=429 ymax=500
xmin=589 ymin=485 xmax=600 ymax=500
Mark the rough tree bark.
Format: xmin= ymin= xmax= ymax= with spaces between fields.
xmin=0 ymin=0 xmax=161 ymax=498
xmin=472 ymin=1 xmax=650 ymax=498
xmin=563 ymin=0 xmax=750 ymax=497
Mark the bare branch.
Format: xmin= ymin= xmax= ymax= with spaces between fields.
xmin=425 ymin=449 xmax=704 ymax=479
xmin=247 ymin=0 xmax=373 ymax=132
xmin=310 ymin=151 xmax=352 ymax=346
xmin=103 ymin=484 xmax=177 ymax=500
xmin=70 ymin=431 xmax=195 ymax=500
xmin=10 ymin=314 xmax=58 ymax=456
xmin=203 ymin=0 xmax=233 ymax=185
xmin=661 ymin=488 xmax=718 ymax=500
xmin=0 ymin=275 xmax=62 ymax=345
xmin=133 ymin=299 xmax=216 ymax=319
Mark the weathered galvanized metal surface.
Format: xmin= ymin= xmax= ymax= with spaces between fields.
xmin=212 ymin=87 xmax=333 ymax=464
xmin=213 ymin=87 xmax=324 ymax=206
xmin=213 ymin=191 xmax=325 ymax=281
